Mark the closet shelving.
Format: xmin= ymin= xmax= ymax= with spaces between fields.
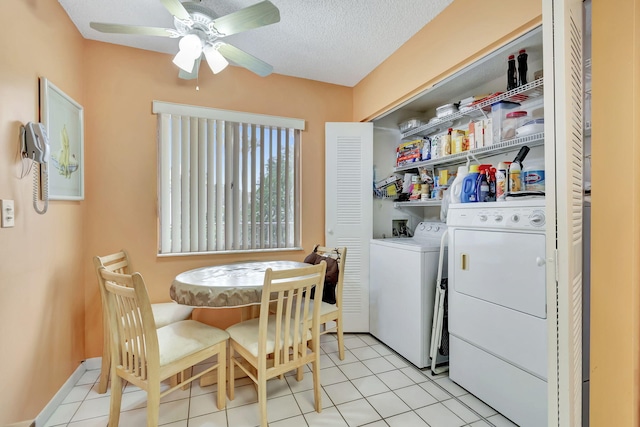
xmin=393 ymin=132 xmax=545 ymax=207
xmin=400 ymin=78 xmax=544 ymax=140
xmin=395 ymin=132 xmax=545 ymax=173
xmin=392 ymin=79 xmax=545 ymax=208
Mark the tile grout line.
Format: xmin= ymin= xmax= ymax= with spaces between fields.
xmin=47 ymin=333 xmax=506 ymax=427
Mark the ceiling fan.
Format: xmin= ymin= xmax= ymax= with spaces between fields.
xmin=90 ymin=0 xmax=280 ymax=79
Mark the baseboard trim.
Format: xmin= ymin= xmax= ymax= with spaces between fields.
xmin=34 ymin=361 xmax=88 ymax=427
xmin=83 ymin=357 xmax=102 ymax=371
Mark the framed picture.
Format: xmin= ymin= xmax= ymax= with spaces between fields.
xmin=40 ymin=77 xmax=84 ymax=200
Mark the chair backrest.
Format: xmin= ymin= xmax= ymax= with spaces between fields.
xmin=259 ymin=262 xmax=327 ymax=368
xmin=93 ymin=250 xmax=131 ymax=276
xmin=98 ymin=268 xmax=160 ymax=383
xmin=313 ymin=246 xmax=347 ymax=308
xmin=93 ymin=251 xmax=133 ymax=332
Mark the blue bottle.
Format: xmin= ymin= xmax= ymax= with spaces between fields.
xmin=461 ymin=165 xmax=480 ymax=203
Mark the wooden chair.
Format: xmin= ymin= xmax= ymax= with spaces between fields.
xmin=93 ymin=250 xmax=194 ymax=394
xmin=311 ymin=246 xmax=347 ymax=360
xmin=226 ymin=263 xmax=327 ymax=427
xmin=98 ymin=268 xmax=228 ymax=427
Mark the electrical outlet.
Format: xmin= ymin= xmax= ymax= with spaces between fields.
xmin=1 ymin=199 xmax=15 ymax=228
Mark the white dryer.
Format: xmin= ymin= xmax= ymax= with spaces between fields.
xmin=447 ymin=199 xmax=547 ymax=427
xmin=369 ymin=222 xmax=447 ymax=368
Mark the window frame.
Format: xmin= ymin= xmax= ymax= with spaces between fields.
xmin=153 ymin=101 xmax=305 ymax=257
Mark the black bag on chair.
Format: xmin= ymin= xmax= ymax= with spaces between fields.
xmin=304 ymin=248 xmax=340 ymax=304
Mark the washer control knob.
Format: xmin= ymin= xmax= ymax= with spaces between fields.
xmin=426 ymin=225 xmax=432 ymax=231
xmin=511 ymin=214 xmax=520 ymax=222
xmin=433 ymin=226 xmax=440 ymax=232
xmin=494 ymin=215 xmax=503 ymax=222
xmin=419 ymin=224 xmax=426 ymax=231
xmin=530 ymin=211 xmax=546 ymax=227
xmin=479 ymin=215 xmax=488 ymax=222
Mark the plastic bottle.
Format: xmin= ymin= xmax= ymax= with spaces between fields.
xmin=478 ymin=165 xmax=490 ymax=202
xmin=517 ymin=49 xmax=528 ymax=87
xmin=449 ymin=165 xmax=469 ymax=204
xmin=523 ymin=159 xmax=545 ymax=191
xmin=507 ymin=54 xmax=517 ymax=91
xmin=488 ymin=167 xmax=497 ymax=201
xmin=461 ymin=165 xmax=480 ymax=203
xmin=496 ymin=161 xmax=510 ymax=200
xmin=509 ymin=161 xmax=522 ymax=193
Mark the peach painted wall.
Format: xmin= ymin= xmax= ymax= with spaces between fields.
xmin=82 ymin=41 xmax=353 ymax=358
xmin=0 ymin=1 xmax=86 ymax=424
xmin=591 ymin=1 xmax=640 ymax=425
xmin=353 ymin=0 xmax=542 ymax=122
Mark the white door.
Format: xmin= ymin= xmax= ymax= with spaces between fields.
xmin=325 ymin=122 xmax=373 ymax=332
xmin=543 ymin=0 xmax=585 ymax=425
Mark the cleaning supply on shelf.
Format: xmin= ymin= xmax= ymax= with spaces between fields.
xmin=524 ymin=159 xmax=545 ymax=191
xmin=509 ymin=161 xmax=522 ymax=192
xmin=488 ymin=167 xmax=497 ymax=201
xmin=477 ymin=164 xmax=491 ymax=202
xmin=496 ymin=161 xmax=511 ymax=200
xmin=461 ymin=165 xmax=480 ymax=203
xmin=449 ymin=165 xmax=468 ymax=204
xmin=508 ymin=146 xmax=531 ymax=193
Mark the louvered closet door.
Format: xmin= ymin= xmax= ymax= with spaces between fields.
xmin=325 ymin=122 xmax=373 ymax=332
xmin=543 ymin=0 xmax=585 ymax=425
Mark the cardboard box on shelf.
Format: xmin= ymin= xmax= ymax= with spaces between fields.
xmin=474 ymin=120 xmax=484 ymax=148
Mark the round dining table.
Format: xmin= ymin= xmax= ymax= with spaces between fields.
xmin=170 ymin=260 xmax=310 ymax=387
xmin=170 ymin=260 xmax=309 ymax=309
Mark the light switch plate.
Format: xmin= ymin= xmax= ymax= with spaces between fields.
xmin=1 ymin=199 xmax=15 ymax=228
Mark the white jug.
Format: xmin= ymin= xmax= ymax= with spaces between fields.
xmin=449 ymin=165 xmax=468 ymax=203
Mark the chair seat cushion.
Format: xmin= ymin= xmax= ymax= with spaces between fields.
xmin=156 ymin=320 xmax=229 ymax=366
xmin=151 ymin=303 xmax=193 ymax=328
xmin=309 ymin=300 xmax=339 ymax=317
xmin=226 ymin=315 xmax=311 ymax=358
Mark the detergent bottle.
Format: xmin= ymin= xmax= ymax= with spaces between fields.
xmin=461 ymin=165 xmax=480 ymax=203
xmin=449 ymin=165 xmax=468 ymax=203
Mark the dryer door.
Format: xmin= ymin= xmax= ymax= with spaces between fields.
xmin=451 ymin=229 xmax=546 ymax=318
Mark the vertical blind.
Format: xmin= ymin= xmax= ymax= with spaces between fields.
xmin=153 ymin=101 xmax=304 ymax=255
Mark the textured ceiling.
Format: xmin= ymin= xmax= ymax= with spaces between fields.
xmin=57 ymin=0 xmax=453 ymax=87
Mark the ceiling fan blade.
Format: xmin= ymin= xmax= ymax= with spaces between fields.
xmin=217 ymin=43 xmax=273 ymax=77
xmin=178 ymin=56 xmax=201 ymax=80
xmin=211 ymin=0 xmax=280 ymax=37
xmin=159 ymin=0 xmax=191 ymax=20
xmin=90 ymin=22 xmax=174 ymax=37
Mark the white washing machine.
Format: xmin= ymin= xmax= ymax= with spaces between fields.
xmin=369 ymin=221 xmax=447 ymax=368
xmin=447 ymin=199 xmax=547 ymax=427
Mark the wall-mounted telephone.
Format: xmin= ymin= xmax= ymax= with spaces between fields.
xmin=21 ymin=122 xmax=50 ymax=214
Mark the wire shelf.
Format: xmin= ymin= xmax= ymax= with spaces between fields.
xmin=401 ymin=78 xmax=545 ymax=139
xmin=394 ymin=133 xmax=545 ymax=172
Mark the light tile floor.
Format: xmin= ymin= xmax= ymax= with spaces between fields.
xmin=43 ymin=334 xmax=519 ymax=427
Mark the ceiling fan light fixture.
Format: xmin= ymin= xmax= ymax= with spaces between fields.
xmin=172 ymin=33 xmax=203 ymax=72
xmin=178 ymin=33 xmax=203 ymax=59
xmin=203 ymin=44 xmax=229 ymax=74
xmin=172 ymin=50 xmax=196 ymax=73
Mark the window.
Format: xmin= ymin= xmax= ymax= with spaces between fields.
xmin=153 ymin=101 xmax=304 ymax=255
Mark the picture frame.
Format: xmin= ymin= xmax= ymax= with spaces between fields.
xmin=39 ymin=77 xmax=84 ymax=200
